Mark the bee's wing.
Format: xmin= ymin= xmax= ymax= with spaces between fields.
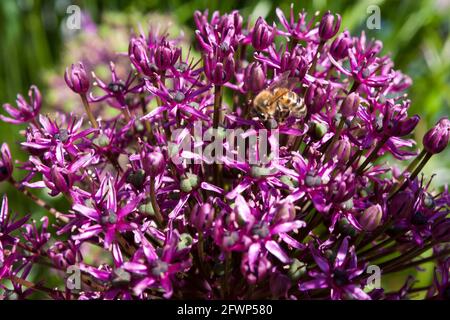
xmin=268 ymin=89 xmax=287 ymax=105
xmin=267 ymin=71 xmax=291 ymax=91
xmin=267 ymin=70 xmax=300 ymax=91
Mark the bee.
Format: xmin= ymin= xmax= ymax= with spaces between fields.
xmin=252 ymin=72 xmax=306 ymax=123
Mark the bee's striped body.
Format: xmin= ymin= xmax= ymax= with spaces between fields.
xmin=252 ymin=86 xmax=306 ymax=123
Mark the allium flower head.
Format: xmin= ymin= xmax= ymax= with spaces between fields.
xmin=0 ymin=5 xmax=448 ymax=301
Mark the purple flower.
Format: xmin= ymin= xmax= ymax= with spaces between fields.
xmin=72 ymin=175 xmax=141 ymax=250
xmin=423 ymin=117 xmax=450 ymax=154
xmin=319 ymin=11 xmax=341 ymax=41
xmin=64 ymin=62 xmax=90 ymax=94
xmin=304 ymin=83 xmax=327 ymax=114
xmin=154 ymin=40 xmax=181 ymax=72
xmin=89 ymin=62 xmax=142 ymax=110
xmin=276 ymin=4 xmax=318 ymax=42
xmin=0 ymin=143 xmax=13 ymax=182
xmin=122 ymin=232 xmax=191 ymax=298
xmin=427 ymin=258 xmax=450 ymax=300
xmin=0 ymin=195 xmax=29 ymax=280
xmin=299 ymin=238 xmax=370 ymax=300
xmin=330 ymin=31 xmax=352 ymax=60
xmin=252 ymin=17 xmax=276 ymax=51
xmin=142 ymin=149 xmax=165 ymax=177
xmin=190 ymin=202 xmax=214 ymax=231
xmin=382 ymin=103 xmax=420 ymax=137
xmin=340 ymin=92 xmax=360 ymax=118
xmin=1 ymin=85 xmax=41 ymax=124
xmin=329 ymin=137 xmax=352 ymax=165
xmin=358 ymin=204 xmax=383 ymax=231
xmin=243 ymin=62 xmax=266 ymax=93
xmin=194 ymin=10 xmax=241 ymax=54
xmin=129 ymin=37 xmax=156 ymax=77
xmin=203 ymin=52 xmax=235 ymax=85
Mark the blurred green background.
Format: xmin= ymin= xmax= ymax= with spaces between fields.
xmin=0 ymin=0 xmax=449 ymax=297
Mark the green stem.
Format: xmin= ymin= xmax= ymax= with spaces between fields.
xmin=408 ymin=152 xmax=432 ymax=182
xmin=212 ymin=85 xmax=223 ymax=187
xmin=389 ymin=149 xmax=426 ymax=198
xmin=310 ymin=41 xmax=324 ymax=74
xmin=8 ymin=178 xmax=69 ymax=223
xmin=213 ymin=85 xmax=223 ymax=129
xmin=356 ymin=136 xmax=388 ymax=175
xmin=383 ymin=249 xmax=450 ymax=275
xmin=80 ymin=94 xmax=98 ymax=129
xmin=377 ymin=241 xmax=435 ymax=271
xmin=358 ymin=237 xmax=394 ymax=257
xmin=223 ymin=251 xmax=232 ymax=298
xmin=150 ymin=177 xmax=163 ymax=226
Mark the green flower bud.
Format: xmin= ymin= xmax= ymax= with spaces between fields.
xmin=288 ymin=258 xmax=307 ymax=281
xmin=93 ymin=134 xmax=110 ymax=147
xmin=180 ymin=172 xmax=199 ymax=193
xmin=177 ymin=233 xmax=193 ymax=251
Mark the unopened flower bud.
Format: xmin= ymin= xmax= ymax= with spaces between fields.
xmin=180 ymin=173 xmax=199 ymax=193
xmin=244 ymin=62 xmax=266 ymax=93
xmin=274 ymin=201 xmax=295 ymax=222
xmin=64 ymin=62 xmax=90 ymax=94
xmin=129 ymin=38 xmax=156 ymax=76
xmin=319 ymin=11 xmax=341 ymax=41
xmin=330 ymin=32 xmax=352 ymax=60
xmin=387 ymin=191 xmax=414 ymax=219
xmin=203 ymin=53 xmax=235 ymax=85
xmin=252 ymin=17 xmax=275 ymax=51
xmin=288 ymin=258 xmax=307 ymax=281
xmin=308 ymin=120 xmax=328 ymax=141
xmin=155 ymin=41 xmax=180 ymax=71
xmin=143 ymin=151 xmax=165 ymax=177
xmin=305 ymin=84 xmax=327 ymax=114
xmin=423 ymin=117 xmax=449 ymax=154
xmin=329 ymin=137 xmax=352 ymax=164
xmin=340 ymin=92 xmax=359 ymax=117
xmin=50 ymin=166 xmax=70 ymax=194
xmin=0 ymin=143 xmax=13 ymax=181
xmin=359 ymin=204 xmax=383 ymax=231
xmin=190 ymin=203 xmax=215 ymax=230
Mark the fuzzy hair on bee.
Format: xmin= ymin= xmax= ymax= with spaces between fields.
xmin=251 ymin=72 xmax=306 ymax=123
